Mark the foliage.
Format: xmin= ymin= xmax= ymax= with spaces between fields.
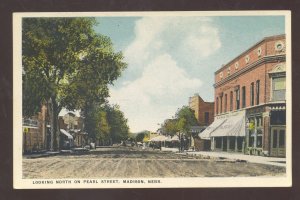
xmin=22 ymin=17 xmax=126 ymax=150
xmin=160 ymin=106 xmax=198 ymax=137
xmin=135 ymin=131 xmax=150 ymax=142
xmin=106 ymin=105 xmax=130 ymax=143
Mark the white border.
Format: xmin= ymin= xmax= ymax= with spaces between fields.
xmin=13 ymin=11 xmax=292 ymax=189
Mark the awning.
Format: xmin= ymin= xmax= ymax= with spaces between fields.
xmin=150 ymin=135 xmax=168 ymax=142
xmin=210 ymin=112 xmax=246 ymax=137
xmin=199 ymin=110 xmax=246 ymax=139
xmin=199 ymin=118 xmax=227 ymax=140
xmin=60 ymin=129 xmax=73 ymax=140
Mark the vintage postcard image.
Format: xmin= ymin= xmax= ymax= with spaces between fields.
xmin=13 ymin=11 xmax=292 ymax=188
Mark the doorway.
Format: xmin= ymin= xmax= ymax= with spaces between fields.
xmin=270 ymin=127 xmax=286 ymax=157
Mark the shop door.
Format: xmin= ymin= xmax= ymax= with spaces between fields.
xmin=270 ymin=127 xmax=286 ymax=157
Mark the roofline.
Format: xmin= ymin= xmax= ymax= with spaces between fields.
xmin=215 ymin=34 xmax=286 ymax=75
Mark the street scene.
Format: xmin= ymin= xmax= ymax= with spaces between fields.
xmin=18 ymin=12 xmax=289 ymax=185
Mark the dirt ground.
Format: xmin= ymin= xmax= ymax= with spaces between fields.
xmin=22 ymin=147 xmax=286 ymax=179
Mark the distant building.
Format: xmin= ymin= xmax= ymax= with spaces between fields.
xmin=188 ymin=94 xmax=214 ymax=151
xmin=189 ymin=94 xmax=214 ymax=126
xmin=59 ymin=112 xmax=86 ymax=148
xmin=22 ymin=105 xmax=48 ymax=153
xmin=200 ymin=34 xmax=287 ymax=157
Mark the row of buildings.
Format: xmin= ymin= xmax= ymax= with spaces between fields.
xmin=189 ymin=34 xmax=287 ymax=157
xmin=22 ymin=109 xmax=88 ymax=153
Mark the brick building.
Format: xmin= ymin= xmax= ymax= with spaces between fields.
xmin=200 ymin=34 xmax=287 ymax=157
xmin=189 ymin=94 xmax=214 ymax=151
xmin=189 ymin=94 xmax=214 ymax=126
xmin=22 ymin=105 xmax=48 ymax=153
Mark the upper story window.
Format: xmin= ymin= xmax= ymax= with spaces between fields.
xmin=250 ymin=82 xmax=254 ymax=106
xmin=272 ymin=76 xmax=286 ymax=101
xmin=230 ymin=91 xmax=233 ymax=111
xmin=269 ymin=64 xmax=286 ymax=102
xmin=224 ymin=94 xmax=228 ymax=112
xmin=256 ymin=80 xmax=260 ymax=105
xmin=235 ymin=87 xmax=240 ymax=110
xmin=242 ymin=86 xmax=246 ymax=108
xmin=216 ymin=97 xmax=219 ymax=114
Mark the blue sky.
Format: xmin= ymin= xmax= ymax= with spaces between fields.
xmin=93 ymin=15 xmax=285 ymax=133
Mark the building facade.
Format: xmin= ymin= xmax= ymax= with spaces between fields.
xmin=189 ymin=94 xmax=214 ymax=126
xmin=22 ymin=105 xmax=48 ymax=153
xmin=200 ymin=34 xmax=287 ymax=157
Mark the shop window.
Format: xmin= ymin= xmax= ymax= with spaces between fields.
xmin=242 ymin=86 xmax=246 ymax=108
xmin=249 ymin=130 xmax=254 ymax=147
xmin=215 ymin=138 xmax=222 ymax=148
xmin=229 ymin=137 xmax=235 ymax=150
xmin=257 ymin=136 xmax=262 ymax=148
xmin=279 ymin=130 xmax=285 ymax=148
xmin=272 ymin=76 xmax=286 ymax=101
xmin=257 ymin=129 xmax=263 ymax=148
xmin=270 ymin=111 xmax=286 ymax=125
xmin=273 ymin=130 xmax=278 ymax=148
xmin=237 ymin=137 xmax=243 ymax=150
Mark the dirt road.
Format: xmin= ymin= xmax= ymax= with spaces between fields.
xmin=23 ymin=147 xmax=285 ymax=179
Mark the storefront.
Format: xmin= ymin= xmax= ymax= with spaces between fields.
xmin=199 ymin=110 xmax=246 ymax=153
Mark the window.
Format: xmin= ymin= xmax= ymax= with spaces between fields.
xmin=272 ymin=77 xmax=286 ymax=101
xmin=273 ymin=130 xmax=278 ymax=148
xmin=242 ymin=86 xmax=246 ymax=108
xmin=220 ymin=96 xmax=223 ymax=114
xmin=236 ymin=88 xmax=240 ymax=110
xmin=215 ymin=138 xmax=222 ymax=149
xmin=216 ymin=97 xmax=219 ymax=114
xmin=279 ymin=130 xmax=285 ymax=148
xmin=204 ymin=112 xmax=209 ymax=126
xmin=256 ymin=80 xmax=260 ymax=105
xmin=250 ymin=82 xmax=254 ymax=106
xmin=224 ymin=94 xmax=227 ymax=112
xmin=230 ymin=91 xmax=233 ymax=111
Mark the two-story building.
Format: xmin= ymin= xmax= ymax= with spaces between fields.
xmin=200 ymin=34 xmax=287 ymax=157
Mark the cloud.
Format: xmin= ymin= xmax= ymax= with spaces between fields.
xmin=110 ymin=54 xmax=202 ymax=132
xmin=109 ymin=16 xmax=221 ymax=132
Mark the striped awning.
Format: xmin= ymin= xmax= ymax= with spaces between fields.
xmin=199 ymin=110 xmax=246 ymax=139
xmin=199 ymin=118 xmax=227 ymax=140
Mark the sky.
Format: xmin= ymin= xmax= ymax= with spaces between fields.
xmin=91 ymin=15 xmax=285 ymax=133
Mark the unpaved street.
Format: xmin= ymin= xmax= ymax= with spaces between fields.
xmin=23 ymin=147 xmax=285 ymax=179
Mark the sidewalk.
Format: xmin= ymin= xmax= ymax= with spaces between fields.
xmin=23 ymin=151 xmax=60 ymax=159
xmin=185 ymin=151 xmax=286 ymax=167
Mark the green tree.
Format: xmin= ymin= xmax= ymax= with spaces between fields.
xmin=161 ymin=119 xmax=178 ymax=136
xmin=105 ymin=104 xmax=130 ymax=143
xmin=22 ymin=18 xmax=126 ymax=150
xmin=175 ymin=106 xmax=199 ymax=136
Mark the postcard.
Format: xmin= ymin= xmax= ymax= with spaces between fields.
xmin=13 ymin=11 xmax=292 ymax=189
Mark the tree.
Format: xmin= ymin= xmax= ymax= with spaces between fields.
xmin=83 ymin=104 xmax=110 ymax=145
xmin=161 ymin=119 xmax=178 ymax=136
xmin=22 ymin=18 xmax=126 ymax=150
xmin=175 ymin=106 xmax=199 ymax=136
xmin=105 ymin=104 xmax=130 ymax=143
